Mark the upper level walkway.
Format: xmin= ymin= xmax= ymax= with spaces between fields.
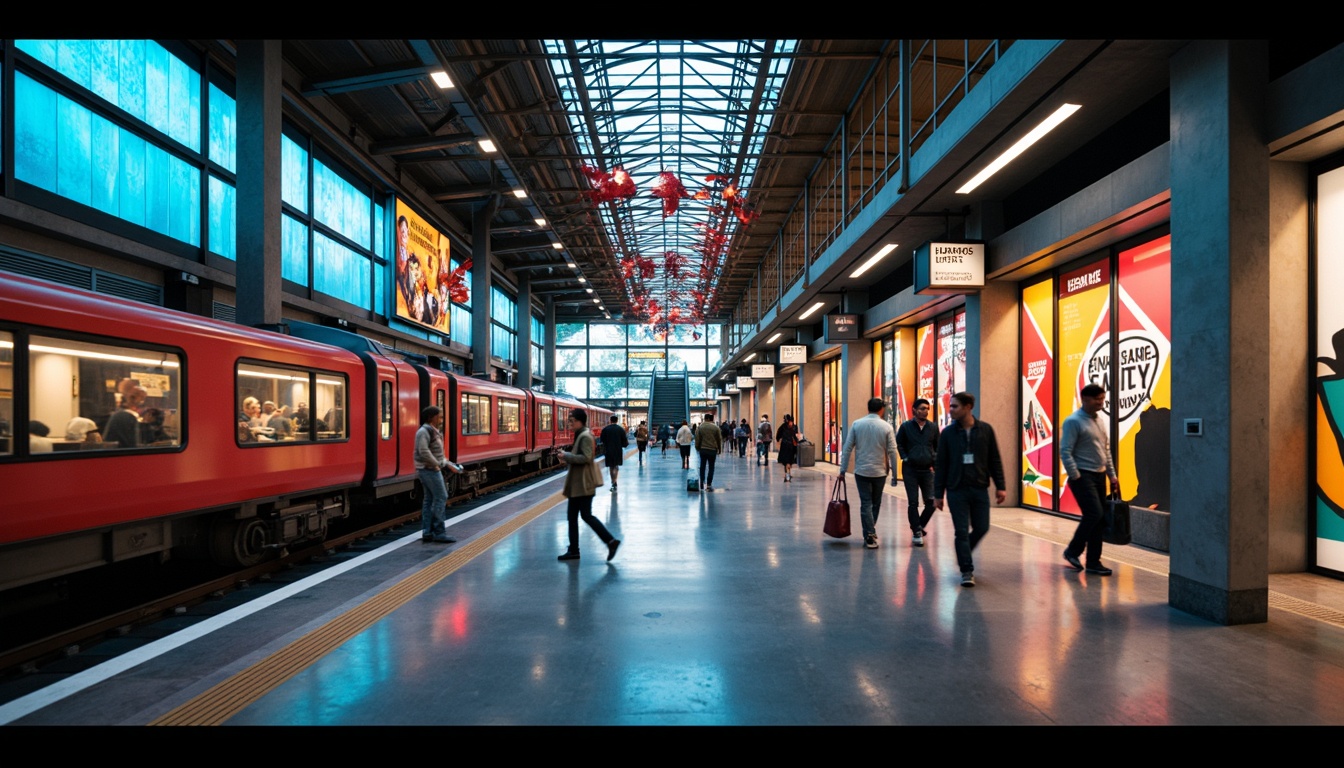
xmin=4 ymin=444 xmax=1344 ymax=726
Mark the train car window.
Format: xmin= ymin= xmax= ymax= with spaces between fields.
xmin=1 ymin=331 xmax=13 ymax=456
xmin=381 ymin=381 xmax=393 ymax=440
xmin=461 ymin=393 xmax=490 ymax=435
xmin=436 ymin=388 xmax=446 ymax=416
xmin=538 ymin=403 xmax=553 ymax=432
xmin=29 ymin=334 xmax=182 ymax=455
xmin=498 ymin=398 xmax=521 ymax=433
xmin=236 ymin=363 xmax=347 ymax=445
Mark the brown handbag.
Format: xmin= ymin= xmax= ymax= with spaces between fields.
xmin=824 ymin=476 xmax=852 ymax=538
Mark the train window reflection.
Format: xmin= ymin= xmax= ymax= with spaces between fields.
xmin=236 ymin=364 xmax=347 ymax=445
xmin=462 ymin=393 xmax=490 ymax=435
xmin=29 ymin=334 xmax=182 ymax=454
xmin=538 ymin=403 xmax=553 ymax=432
xmin=498 ymin=398 xmax=521 ymax=433
xmin=1 ymin=332 xmax=12 ymax=456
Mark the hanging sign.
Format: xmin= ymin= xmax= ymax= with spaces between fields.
xmin=915 ymin=240 xmax=985 ymax=295
xmin=736 ymin=376 xmax=756 ymax=389
xmin=779 ymin=345 xmax=808 ymax=364
xmin=751 ymin=364 xmax=776 ymax=379
xmin=824 ymin=314 xmax=861 ymax=343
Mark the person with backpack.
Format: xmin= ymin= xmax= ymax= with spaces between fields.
xmin=735 ymin=419 xmax=751 ymax=457
xmin=756 ymin=414 xmax=774 ymax=465
xmin=896 ymin=397 xmax=939 ymax=547
xmin=634 ymin=420 xmax=650 ymax=466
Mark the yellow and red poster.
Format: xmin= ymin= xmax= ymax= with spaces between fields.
xmin=394 ymin=198 xmax=452 ymax=335
xmin=1057 ymin=257 xmax=1110 ymax=515
xmin=1317 ymin=166 xmax=1344 ymax=573
xmin=1021 ymin=278 xmax=1055 ymax=508
xmin=1115 ymin=235 xmax=1171 ymax=511
xmin=917 ymin=322 xmax=935 ymax=417
xmin=936 ymin=316 xmax=956 ymax=425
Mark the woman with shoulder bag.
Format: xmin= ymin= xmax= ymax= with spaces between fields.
xmin=555 ymin=408 xmax=620 ymax=562
xmin=776 ymin=414 xmax=799 ymax=482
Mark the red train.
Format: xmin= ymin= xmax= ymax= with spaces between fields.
xmin=0 ymin=272 xmax=612 ymax=592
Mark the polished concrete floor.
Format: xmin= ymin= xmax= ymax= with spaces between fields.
xmin=6 ymin=446 xmax=1344 ymax=726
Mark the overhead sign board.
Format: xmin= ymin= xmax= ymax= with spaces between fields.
xmin=751 ymin=364 xmax=776 ymax=379
xmin=914 ymin=240 xmax=985 ymax=295
xmin=779 ymin=345 xmax=808 ymax=364
xmin=629 ymin=351 xmax=666 ymax=359
xmin=824 ymin=314 xmax=861 ymax=343
xmin=736 ymin=376 xmax=756 ymax=389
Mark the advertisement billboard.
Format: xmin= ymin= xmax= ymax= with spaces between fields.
xmin=394 ymin=198 xmax=452 ymax=335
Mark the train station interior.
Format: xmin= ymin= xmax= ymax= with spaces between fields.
xmin=3 ymin=38 xmax=1344 ymax=726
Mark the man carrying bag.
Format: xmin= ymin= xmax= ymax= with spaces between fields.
xmin=825 ymin=476 xmax=851 ymax=538
xmin=1060 ymin=383 xmax=1120 ymax=575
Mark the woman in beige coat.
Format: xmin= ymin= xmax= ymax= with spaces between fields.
xmin=555 ymin=408 xmax=621 ymax=561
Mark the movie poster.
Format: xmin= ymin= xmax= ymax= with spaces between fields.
xmin=917 ymin=322 xmax=935 ymax=418
xmin=953 ymin=309 xmax=966 ymax=405
xmin=1115 ymin=235 xmax=1172 ymax=512
xmin=1057 ymin=257 xmax=1110 ymax=515
xmin=1021 ymin=278 xmax=1055 ymax=508
xmin=894 ymin=330 xmax=912 ymax=428
xmin=936 ymin=316 xmax=956 ymax=425
xmin=1317 ymin=166 xmax=1344 ymax=573
xmin=394 ymin=198 xmax=452 ymax=335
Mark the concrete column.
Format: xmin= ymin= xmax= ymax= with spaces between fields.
xmin=1168 ymin=40 xmax=1269 ymax=624
xmin=544 ymin=296 xmax=557 ymax=392
xmin=964 ymin=281 xmax=1020 ymax=506
xmin=234 ymin=40 xmax=283 ymax=329
xmin=471 ymin=198 xmax=497 ymax=378
xmin=839 ymin=340 xmax=873 ymax=468
xmin=517 ymin=273 xmax=533 ymax=388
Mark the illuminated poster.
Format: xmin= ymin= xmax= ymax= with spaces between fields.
xmin=394 ymin=199 xmax=452 ymax=335
xmin=953 ymin=309 xmax=966 ymax=405
xmin=917 ymin=322 xmax=935 ymax=414
xmin=1317 ymin=166 xmax=1344 ymax=573
xmin=1021 ymin=278 xmax=1055 ymax=508
xmin=822 ymin=359 xmax=832 ymax=461
xmin=1116 ymin=235 xmax=1172 ymax=512
xmin=936 ymin=316 xmax=956 ymax=425
xmin=1057 ymin=257 xmax=1110 ymax=515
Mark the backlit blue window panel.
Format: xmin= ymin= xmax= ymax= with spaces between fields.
xmin=17 ymin=39 xmax=201 ymax=152
xmin=209 ymin=175 xmax=236 ymax=260
xmin=492 ymin=286 xmax=517 ymax=330
xmin=15 ymin=73 xmax=200 ymax=246
xmin=374 ymin=260 xmax=386 ymax=317
xmin=374 ymin=201 xmax=386 ymax=259
xmin=209 ymin=83 xmax=236 ymax=173
xmin=282 ymin=214 xmax=309 ymax=286
xmin=313 ymin=159 xmax=370 ymax=250
xmin=451 ymin=305 xmax=471 ymax=343
xmin=282 ymin=135 xmax=308 ymax=213
xmin=491 ymin=324 xmax=516 ymax=363
xmin=314 ymin=232 xmax=370 ymax=308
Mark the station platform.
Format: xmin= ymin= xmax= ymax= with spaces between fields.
xmin=4 ymin=446 xmax=1344 ymax=727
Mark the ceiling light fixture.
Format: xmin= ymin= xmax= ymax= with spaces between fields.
xmin=552 ymin=242 xmax=564 ymax=250
xmin=429 ymin=70 xmax=453 ymax=89
xmin=957 ymin=103 xmax=1081 ymax=194
xmin=767 ymin=332 xmax=782 ymax=344
xmin=593 ymin=298 xmax=600 ymax=303
xmin=578 ymin=276 xmax=587 ymax=283
xmin=513 ymin=189 xmax=528 ymax=199
xmin=798 ymin=301 xmax=825 ymax=320
xmin=534 ymin=217 xmax=546 ymax=227
xmin=586 ymin=288 xmax=594 ymax=293
xmin=850 ymin=243 xmax=898 ymax=279
xmin=744 ymin=353 xmax=757 ymax=362
xmin=478 ymin=138 xmax=497 ymax=153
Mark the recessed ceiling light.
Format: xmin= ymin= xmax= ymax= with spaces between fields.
xmin=567 ymin=261 xmax=578 ymax=268
xmin=513 ymin=189 xmax=528 ymax=199
xmin=430 ymin=70 xmax=453 ymax=89
xmin=744 ymin=353 xmax=757 ymax=362
xmin=586 ymin=287 xmax=594 ymax=293
xmin=850 ymin=243 xmax=898 ymax=278
xmin=767 ymin=332 xmax=782 ymax=343
xmin=534 ymin=217 xmax=546 ymax=227
xmin=593 ymin=298 xmax=600 ymax=303
xmin=553 ymin=242 xmax=564 ymax=250
xmin=957 ymin=103 xmax=1080 ymax=194
xmin=478 ymin=139 xmax=497 ymax=153
xmin=578 ymin=276 xmax=587 ymax=283
xmin=798 ymin=301 xmax=825 ymax=320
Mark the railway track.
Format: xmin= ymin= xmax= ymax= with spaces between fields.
xmin=0 ymin=464 xmax=563 ymax=681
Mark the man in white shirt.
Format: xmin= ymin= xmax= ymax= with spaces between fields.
xmin=838 ymin=398 xmax=901 ymax=550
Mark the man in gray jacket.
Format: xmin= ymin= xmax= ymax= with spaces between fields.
xmin=838 ymin=398 xmax=901 ymax=550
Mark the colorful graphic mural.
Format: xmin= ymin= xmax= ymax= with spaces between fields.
xmin=1116 ymin=235 xmax=1171 ymax=511
xmin=1317 ymin=165 xmax=1344 ymax=573
xmin=1057 ymin=257 xmax=1110 ymax=515
xmin=1021 ymin=278 xmax=1055 ymax=508
xmin=394 ymin=199 xmax=452 ymax=335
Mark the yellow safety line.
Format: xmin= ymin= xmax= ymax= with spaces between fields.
xmin=150 ymin=490 xmax=566 ymax=726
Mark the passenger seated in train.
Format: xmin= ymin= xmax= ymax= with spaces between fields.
xmin=293 ymin=402 xmax=326 ymax=433
xmin=139 ymin=407 xmax=171 ymax=445
xmin=104 ymin=386 xmax=146 ymax=448
xmin=322 ymin=407 xmax=344 ymax=434
xmin=29 ymin=420 xmax=55 ymax=453
xmin=262 ymin=401 xmax=292 ymax=437
xmin=64 ymin=416 xmax=102 ymax=443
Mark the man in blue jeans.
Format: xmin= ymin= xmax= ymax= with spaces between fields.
xmin=933 ymin=392 xmax=1007 ymax=587
xmin=838 ymin=397 xmax=901 ymax=549
xmin=414 ymin=405 xmax=464 ymax=543
xmin=756 ymin=415 xmax=773 ymax=465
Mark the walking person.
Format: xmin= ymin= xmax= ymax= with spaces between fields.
xmin=736 ymin=419 xmax=751 ymax=457
xmin=635 ymin=420 xmax=649 ymax=466
xmin=659 ymin=423 xmax=671 ymax=457
xmin=696 ymin=411 xmax=723 ymax=491
xmin=756 ymin=414 xmax=774 ymax=465
xmin=776 ymin=414 xmax=799 ymax=482
xmin=600 ymin=414 xmax=628 ymax=491
xmin=555 ymin=408 xmax=620 ymax=562
xmin=1060 ymin=383 xmax=1119 ymax=576
xmin=415 ymin=406 xmax=464 ymax=544
xmin=933 ymin=392 xmax=1007 ymax=588
xmin=676 ymin=420 xmax=694 ymax=469
xmin=838 ymin=398 xmax=901 ymax=549
xmin=896 ymin=398 xmax=939 ymax=547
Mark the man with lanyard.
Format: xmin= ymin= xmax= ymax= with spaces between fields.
xmin=896 ymin=398 xmax=939 ymax=547
xmin=756 ymin=414 xmax=774 ymax=466
xmin=837 ymin=398 xmax=901 ymax=550
xmin=933 ymin=391 xmax=1007 ymax=588
xmin=1060 ymin=383 xmax=1119 ymax=576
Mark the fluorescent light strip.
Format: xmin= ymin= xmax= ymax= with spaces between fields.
xmin=29 ymin=344 xmax=180 ymax=368
xmin=798 ymin=301 xmax=825 ymax=321
xmin=767 ymin=333 xmax=782 ymax=344
xmin=744 ymin=353 xmax=757 ymax=362
xmin=850 ymin=243 xmax=897 ymax=279
xmin=513 ymin=189 xmax=528 ymax=199
xmin=479 ymin=139 xmax=497 ymax=153
xmin=957 ymin=103 xmax=1081 ymax=195
xmin=430 ymin=70 xmax=453 ymax=89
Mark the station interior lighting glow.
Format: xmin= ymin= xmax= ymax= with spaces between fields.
xmin=956 ymin=103 xmax=1080 ymax=194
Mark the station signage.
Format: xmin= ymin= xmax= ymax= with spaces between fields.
xmin=751 ymin=364 xmax=776 ymax=379
xmin=736 ymin=376 xmax=756 ymax=389
xmin=914 ymin=240 xmax=985 ymax=295
xmin=779 ymin=345 xmax=808 ymax=364
xmin=824 ymin=314 xmax=861 ymax=343
xmin=629 ymin=351 xmax=666 ymax=359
